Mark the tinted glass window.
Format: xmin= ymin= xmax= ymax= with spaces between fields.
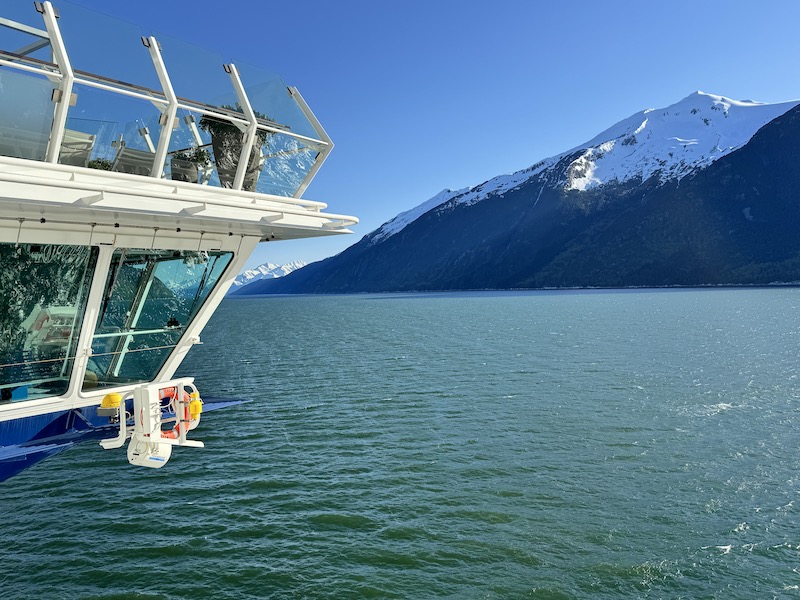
xmin=85 ymin=248 xmax=231 ymax=390
xmin=0 ymin=243 xmax=96 ymax=402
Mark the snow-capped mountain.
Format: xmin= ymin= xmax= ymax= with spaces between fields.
xmin=228 ymin=261 xmax=306 ymax=293
xmin=238 ymin=91 xmax=800 ymax=293
xmin=369 ymin=92 xmax=799 ymax=245
xmin=561 ymin=91 xmax=798 ymax=191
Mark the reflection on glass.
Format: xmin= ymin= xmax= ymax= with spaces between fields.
xmin=166 ymin=110 xmax=213 ymax=184
xmin=63 ymin=83 xmax=163 ymax=175
xmin=187 ymin=106 xmax=321 ymax=195
xmin=0 ymin=243 xmax=97 ymax=402
xmin=255 ymin=132 xmax=319 ymax=197
xmin=85 ymin=248 xmax=232 ymax=390
xmin=61 ymin=116 xmax=118 ymax=169
xmin=197 ymin=107 xmax=263 ymax=191
xmin=0 ymin=69 xmax=57 ymax=162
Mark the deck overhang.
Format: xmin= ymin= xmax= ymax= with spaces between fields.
xmin=0 ymin=155 xmax=357 ymax=245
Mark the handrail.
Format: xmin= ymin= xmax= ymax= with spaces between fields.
xmin=93 ymin=328 xmax=183 ymax=339
xmin=0 ymin=343 xmax=183 ymax=391
xmin=0 ymin=49 xmax=57 ymax=70
xmin=72 ymin=73 xmax=168 ymax=105
xmin=0 ymin=55 xmax=61 ymax=77
xmin=73 ymin=68 xmax=167 ymax=102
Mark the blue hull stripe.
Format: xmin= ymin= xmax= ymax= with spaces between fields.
xmin=0 ymin=397 xmax=247 ymax=483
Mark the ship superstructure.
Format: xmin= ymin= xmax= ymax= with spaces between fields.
xmin=0 ymin=1 xmax=357 ymax=480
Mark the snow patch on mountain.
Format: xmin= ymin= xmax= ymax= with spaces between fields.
xmin=437 ymin=157 xmax=562 ymax=212
xmin=563 ymin=91 xmax=799 ymax=191
xmin=370 ymin=188 xmax=468 ymax=244
xmin=369 ymin=158 xmax=561 ymax=246
xmin=229 ymin=261 xmax=306 ymax=293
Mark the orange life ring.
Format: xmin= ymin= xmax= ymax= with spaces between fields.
xmin=158 ymin=387 xmax=198 ymax=439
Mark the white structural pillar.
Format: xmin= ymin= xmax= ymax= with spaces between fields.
xmin=289 ymin=86 xmax=334 ymax=198
xmin=224 ymin=63 xmax=258 ymax=191
xmin=39 ymin=1 xmax=75 ymax=164
xmin=144 ymin=35 xmax=178 ymax=179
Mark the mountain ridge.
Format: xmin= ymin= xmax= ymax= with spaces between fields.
xmin=228 ymin=261 xmax=306 ymax=295
xmin=368 ymin=92 xmax=799 ymax=245
xmin=235 ymin=92 xmax=800 ymax=295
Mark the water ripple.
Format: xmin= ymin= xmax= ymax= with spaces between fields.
xmin=3 ymin=289 xmax=800 ymax=598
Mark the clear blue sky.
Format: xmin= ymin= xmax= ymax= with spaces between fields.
xmin=13 ymin=0 xmax=800 ymax=270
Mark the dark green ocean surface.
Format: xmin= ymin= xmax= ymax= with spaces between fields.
xmin=3 ymin=289 xmax=800 ymax=599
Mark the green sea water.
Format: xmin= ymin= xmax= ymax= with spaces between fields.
xmin=3 ymin=289 xmax=800 ymax=599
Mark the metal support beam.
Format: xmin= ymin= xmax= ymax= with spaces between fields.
xmin=0 ymin=16 xmax=48 ymax=39
xmin=288 ymin=86 xmax=334 ymax=198
xmin=66 ymin=245 xmax=114 ymax=401
xmin=145 ymin=36 xmax=178 ymax=179
xmin=41 ymin=1 xmax=74 ymax=164
xmin=14 ymin=38 xmax=51 ymax=57
xmin=184 ymin=115 xmax=204 ymax=147
xmin=225 ymin=63 xmax=258 ymax=191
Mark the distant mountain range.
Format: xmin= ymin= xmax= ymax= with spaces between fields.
xmin=234 ymin=92 xmax=800 ymax=294
xmin=228 ymin=261 xmax=306 ymax=294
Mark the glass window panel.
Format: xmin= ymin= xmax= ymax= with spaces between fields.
xmin=235 ymin=61 xmax=321 ymax=140
xmin=196 ymin=108 xmax=254 ymax=190
xmin=0 ymin=3 xmax=47 ymax=33
xmin=63 ymin=115 xmax=119 ymax=169
xmin=190 ymin=112 xmax=320 ymax=194
xmin=64 ymin=83 xmax=164 ymax=175
xmin=166 ymin=109 xmax=215 ymax=185
xmin=156 ymin=33 xmax=238 ymax=111
xmin=0 ymin=10 xmax=53 ymax=64
xmin=255 ymin=131 xmax=320 ymax=197
xmin=86 ymin=249 xmax=232 ymax=390
xmin=0 ymin=243 xmax=97 ymax=403
xmin=55 ymin=1 xmax=160 ymax=92
xmin=0 ymin=68 xmax=58 ymax=162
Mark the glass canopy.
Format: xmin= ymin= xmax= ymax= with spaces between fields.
xmin=0 ymin=0 xmax=331 ymax=197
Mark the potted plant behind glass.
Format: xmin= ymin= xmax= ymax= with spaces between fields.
xmin=199 ymin=105 xmax=272 ymax=192
xmin=170 ymin=146 xmax=211 ymax=184
xmin=87 ymin=158 xmax=113 ymax=170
